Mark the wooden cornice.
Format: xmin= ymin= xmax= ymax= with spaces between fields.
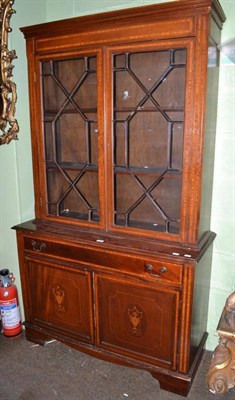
xmin=20 ymin=0 xmax=226 ymax=40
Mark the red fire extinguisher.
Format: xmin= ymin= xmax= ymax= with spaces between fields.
xmin=0 ymin=269 xmax=22 ymax=337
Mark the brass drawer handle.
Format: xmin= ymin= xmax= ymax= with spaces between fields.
xmin=145 ymin=264 xmax=167 ymax=277
xmin=31 ymin=240 xmax=46 ymax=252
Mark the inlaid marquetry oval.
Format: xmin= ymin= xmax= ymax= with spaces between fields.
xmin=124 ymin=303 xmax=147 ymax=337
xmin=51 ymin=284 xmax=67 ymax=314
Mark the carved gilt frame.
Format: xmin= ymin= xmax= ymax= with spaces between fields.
xmin=0 ymin=0 xmax=19 ymax=145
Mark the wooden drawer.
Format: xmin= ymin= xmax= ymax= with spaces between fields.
xmin=23 ymin=235 xmax=183 ymax=285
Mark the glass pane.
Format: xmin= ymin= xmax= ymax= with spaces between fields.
xmin=112 ymin=49 xmax=186 ymax=234
xmin=42 ymin=75 xmax=67 ymax=111
xmin=153 ymin=68 xmax=185 ymax=109
xmin=59 ymin=170 xmax=100 ymax=221
xmin=41 ymin=55 xmax=100 ymax=223
xmin=114 ymin=172 xmax=181 ymax=233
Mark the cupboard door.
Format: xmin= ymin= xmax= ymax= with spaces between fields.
xmin=95 ymin=274 xmax=180 ymax=369
xmin=25 ymin=258 xmax=94 ymax=343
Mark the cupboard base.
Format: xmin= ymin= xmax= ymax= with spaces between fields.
xmin=24 ymin=323 xmax=207 ymax=397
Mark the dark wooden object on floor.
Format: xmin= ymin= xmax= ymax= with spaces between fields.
xmin=13 ymin=0 xmax=225 ymax=396
xmin=208 ymin=292 xmax=235 ymax=395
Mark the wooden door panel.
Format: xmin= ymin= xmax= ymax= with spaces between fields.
xmin=96 ymin=275 xmax=180 ymax=369
xmin=25 ymin=259 xmax=94 ymax=343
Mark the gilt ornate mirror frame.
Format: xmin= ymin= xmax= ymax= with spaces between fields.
xmin=0 ymin=0 xmax=19 ymax=145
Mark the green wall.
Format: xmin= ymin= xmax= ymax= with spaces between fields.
xmin=0 ymin=0 xmax=234 ymax=351
xmin=207 ymin=0 xmax=235 ymax=349
xmin=0 ymin=0 xmax=46 ymax=319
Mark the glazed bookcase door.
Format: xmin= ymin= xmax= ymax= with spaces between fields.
xmin=107 ymin=40 xmax=194 ymax=240
xmin=36 ymin=50 xmax=105 ymax=228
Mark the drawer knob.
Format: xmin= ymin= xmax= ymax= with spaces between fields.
xmin=145 ymin=264 xmax=167 ymax=277
xmin=31 ymin=240 xmax=46 ymax=252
